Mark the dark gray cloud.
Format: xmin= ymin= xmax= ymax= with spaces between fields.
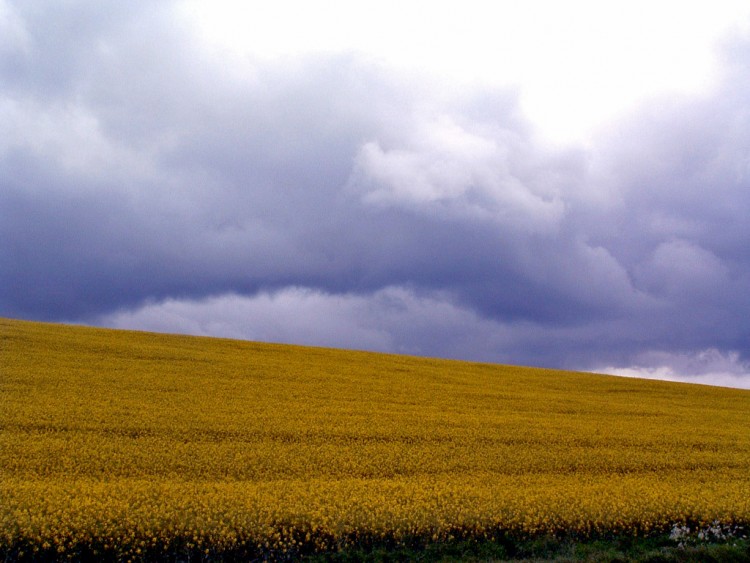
xmin=2 ymin=2 xmax=750 ymax=387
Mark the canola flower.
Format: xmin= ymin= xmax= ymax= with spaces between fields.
xmin=1 ymin=317 xmax=750 ymax=559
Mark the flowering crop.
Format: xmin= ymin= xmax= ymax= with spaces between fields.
xmin=1 ymin=318 xmax=750 ymax=559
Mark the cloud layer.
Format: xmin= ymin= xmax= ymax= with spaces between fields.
xmin=2 ymin=2 xmax=750 ymax=388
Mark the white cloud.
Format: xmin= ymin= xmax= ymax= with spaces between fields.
xmin=99 ymin=288 xmax=393 ymax=352
xmin=348 ymin=115 xmax=565 ymax=232
xmin=0 ymin=0 xmax=29 ymax=55
xmin=598 ymin=349 xmax=750 ymax=389
xmin=179 ymin=0 xmax=750 ymax=144
xmin=635 ymin=239 xmax=731 ymax=299
xmin=95 ymin=286 xmax=518 ymax=361
xmin=0 ymin=98 xmax=160 ymax=184
xmin=95 ymin=288 xmax=750 ymax=391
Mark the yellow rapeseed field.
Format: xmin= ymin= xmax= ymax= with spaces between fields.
xmin=2 ymin=317 xmax=750 ymax=559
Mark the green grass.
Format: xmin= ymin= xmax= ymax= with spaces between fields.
xmin=304 ymin=534 xmax=750 ymax=562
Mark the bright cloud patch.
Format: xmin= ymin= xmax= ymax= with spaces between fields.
xmin=349 ymin=116 xmax=565 ymax=231
xmin=96 ymin=289 xmax=750 ymax=389
xmin=599 ymin=349 xmax=750 ymax=390
xmin=95 ymin=287 xmax=514 ymax=360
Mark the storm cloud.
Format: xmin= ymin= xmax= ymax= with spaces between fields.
xmin=2 ymin=2 xmax=750 ymax=388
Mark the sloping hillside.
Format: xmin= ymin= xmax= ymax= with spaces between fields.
xmin=2 ymin=317 xmax=749 ymax=560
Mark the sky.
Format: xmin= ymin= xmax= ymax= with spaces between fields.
xmin=2 ymin=1 xmax=750 ymax=389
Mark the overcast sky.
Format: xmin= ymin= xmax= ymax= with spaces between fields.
xmin=2 ymin=1 xmax=750 ymax=389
